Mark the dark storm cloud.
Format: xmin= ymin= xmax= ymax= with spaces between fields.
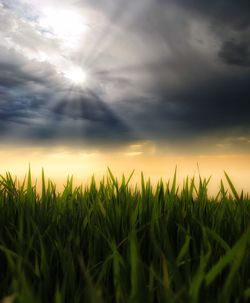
xmin=0 ymin=0 xmax=250 ymax=149
xmin=47 ymin=90 xmax=134 ymax=142
xmin=163 ymin=0 xmax=250 ymax=30
xmin=219 ymin=39 xmax=250 ymax=67
xmin=100 ymin=0 xmax=250 ymax=144
xmin=115 ymin=66 xmax=250 ymax=142
xmin=171 ymin=1 xmax=250 ymax=67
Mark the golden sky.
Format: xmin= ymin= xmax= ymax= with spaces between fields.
xmin=1 ymin=143 xmax=249 ymax=196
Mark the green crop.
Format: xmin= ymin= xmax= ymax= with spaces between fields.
xmin=0 ymin=168 xmax=250 ymax=303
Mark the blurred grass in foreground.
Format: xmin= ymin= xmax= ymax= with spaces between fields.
xmin=0 ymin=168 xmax=250 ymax=303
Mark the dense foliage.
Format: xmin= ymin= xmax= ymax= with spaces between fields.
xmin=0 ymin=169 xmax=250 ymax=303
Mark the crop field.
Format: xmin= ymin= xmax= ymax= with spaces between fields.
xmin=0 ymin=169 xmax=250 ymax=303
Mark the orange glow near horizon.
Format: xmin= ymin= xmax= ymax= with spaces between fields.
xmin=0 ymin=145 xmax=249 ymax=196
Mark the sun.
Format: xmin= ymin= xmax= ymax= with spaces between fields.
xmin=64 ymin=67 xmax=88 ymax=86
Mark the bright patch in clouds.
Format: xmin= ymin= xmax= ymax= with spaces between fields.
xmin=38 ymin=8 xmax=89 ymax=49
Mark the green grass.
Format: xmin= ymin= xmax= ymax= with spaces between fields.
xmin=0 ymin=168 xmax=250 ymax=303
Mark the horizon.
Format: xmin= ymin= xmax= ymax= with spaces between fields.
xmin=1 ymin=145 xmax=249 ymax=195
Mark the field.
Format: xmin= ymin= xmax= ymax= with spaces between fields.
xmin=0 ymin=169 xmax=250 ymax=303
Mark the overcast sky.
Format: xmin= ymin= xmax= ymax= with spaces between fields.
xmin=0 ymin=0 xmax=250 ymax=151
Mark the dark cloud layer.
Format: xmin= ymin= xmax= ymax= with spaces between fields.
xmin=0 ymin=0 xmax=250 ymax=149
xmin=219 ymin=39 xmax=250 ymax=67
xmin=163 ymin=0 xmax=250 ymax=32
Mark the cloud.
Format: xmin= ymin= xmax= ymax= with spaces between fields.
xmin=171 ymin=0 xmax=250 ymax=30
xmin=0 ymin=0 xmax=250 ymax=151
xmin=219 ymin=39 xmax=250 ymax=67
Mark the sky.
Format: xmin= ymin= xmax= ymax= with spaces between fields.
xmin=0 ymin=0 xmax=250 ymax=191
